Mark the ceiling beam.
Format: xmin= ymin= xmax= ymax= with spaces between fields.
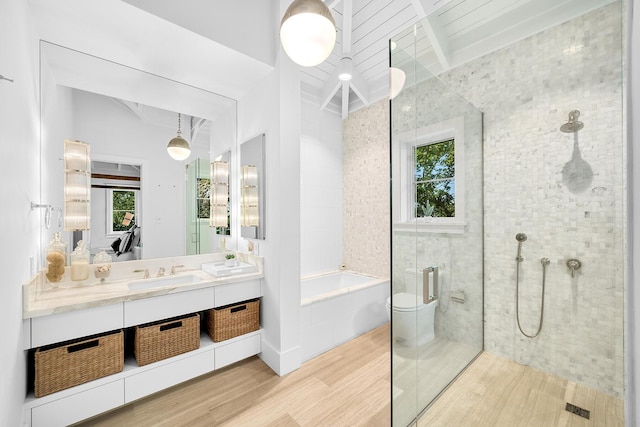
xmin=320 ymin=66 xmax=342 ymax=110
xmin=341 ymin=81 xmax=349 ymax=120
xmin=423 ymin=14 xmax=450 ymax=70
xmin=325 ymin=0 xmax=342 ymax=10
xmin=349 ymin=65 xmax=370 ymax=107
xmin=409 ymin=0 xmax=450 ymax=70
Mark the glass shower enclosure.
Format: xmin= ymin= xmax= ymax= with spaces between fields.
xmin=390 ymin=1 xmax=624 ymax=425
xmin=390 ymin=25 xmax=484 ymax=426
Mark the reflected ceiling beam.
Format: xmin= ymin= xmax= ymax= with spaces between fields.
xmin=191 ymin=117 xmax=208 ymax=143
xmin=115 ymin=99 xmax=143 ymax=120
xmin=410 ymin=0 xmax=450 ymax=70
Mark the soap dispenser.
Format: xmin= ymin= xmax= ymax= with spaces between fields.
xmin=70 ymin=240 xmax=90 ymax=281
xmin=45 ymin=232 xmax=67 ymax=285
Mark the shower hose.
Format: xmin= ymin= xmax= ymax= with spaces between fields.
xmin=515 ymin=257 xmax=549 ymax=338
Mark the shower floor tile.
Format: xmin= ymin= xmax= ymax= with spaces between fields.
xmin=418 ymin=351 xmax=624 ymax=426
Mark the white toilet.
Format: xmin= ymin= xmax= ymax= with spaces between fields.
xmin=386 ymin=268 xmax=438 ymax=346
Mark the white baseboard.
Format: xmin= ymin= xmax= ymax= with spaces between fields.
xmin=259 ymin=339 xmax=301 ymax=376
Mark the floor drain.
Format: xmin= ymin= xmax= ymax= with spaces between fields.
xmin=565 ymin=402 xmax=590 ymax=419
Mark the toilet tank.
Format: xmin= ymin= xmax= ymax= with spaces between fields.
xmin=404 ymin=268 xmax=422 ymax=297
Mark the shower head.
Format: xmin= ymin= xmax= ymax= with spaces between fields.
xmin=560 ymin=110 xmax=584 ymax=133
xmin=515 ymin=233 xmax=527 ymax=242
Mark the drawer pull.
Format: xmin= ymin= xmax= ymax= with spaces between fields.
xmin=67 ymin=339 xmax=100 ymax=353
xmin=160 ymin=321 xmax=183 ymax=331
xmin=231 ymin=305 xmax=247 ymax=313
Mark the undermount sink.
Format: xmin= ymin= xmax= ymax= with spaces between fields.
xmin=128 ymin=274 xmax=202 ymax=291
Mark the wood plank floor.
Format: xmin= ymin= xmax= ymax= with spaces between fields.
xmin=74 ymin=324 xmax=391 ymax=427
xmin=418 ymin=352 xmax=624 ymax=427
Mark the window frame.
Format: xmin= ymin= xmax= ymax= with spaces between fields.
xmin=395 ymin=116 xmax=466 ymax=234
xmin=106 ymin=188 xmax=140 ymax=237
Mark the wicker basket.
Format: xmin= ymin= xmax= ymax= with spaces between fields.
xmin=35 ymin=329 xmax=124 ymax=397
xmin=207 ymin=299 xmax=260 ymax=342
xmin=134 ymin=313 xmax=200 ymax=366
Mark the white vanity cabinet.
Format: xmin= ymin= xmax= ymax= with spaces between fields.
xmin=23 ymin=278 xmax=263 ymax=427
xmin=30 ymin=303 xmax=123 ymax=348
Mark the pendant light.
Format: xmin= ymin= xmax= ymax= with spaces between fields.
xmin=167 ymin=113 xmax=191 ymax=161
xmin=280 ymin=0 xmax=336 ymax=67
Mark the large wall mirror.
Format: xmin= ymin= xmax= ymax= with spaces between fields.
xmin=240 ymin=134 xmax=265 ymax=240
xmin=39 ymin=41 xmax=238 ymax=261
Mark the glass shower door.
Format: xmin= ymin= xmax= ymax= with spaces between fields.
xmin=390 ymin=24 xmax=484 ymax=426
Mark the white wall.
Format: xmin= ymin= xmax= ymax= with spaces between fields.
xmin=237 ymin=0 xmax=302 ymax=375
xmin=0 ymin=1 xmax=40 ymax=425
xmin=300 ymin=99 xmax=343 ymax=277
xmin=122 ymin=0 xmax=277 ymax=66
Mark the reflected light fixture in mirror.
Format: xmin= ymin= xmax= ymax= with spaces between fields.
xmin=210 ymin=160 xmax=229 ymax=227
xmin=389 ymin=67 xmax=406 ymax=100
xmin=280 ymin=0 xmax=336 ymax=67
xmin=167 ymin=113 xmax=191 ymax=160
xmin=241 ymin=165 xmax=259 ymax=227
xmin=64 ymin=139 xmax=91 ymax=230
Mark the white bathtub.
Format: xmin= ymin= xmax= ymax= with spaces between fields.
xmin=300 ymin=271 xmax=390 ymax=362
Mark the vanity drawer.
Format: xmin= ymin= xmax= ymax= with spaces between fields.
xmin=124 ymin=287 xmax=214 ymax=327
xmin=215 ymin=333 xmax=261 ymax=369
xmin=31 ymin=303 xmax=123 ymax=348
xmin=214 ymin=279 xmax=262 ymax=307
xmin=124 ymin=349 xmax=214 ymax=402
xmin=31 ymin=380 xmax=124 ymax=427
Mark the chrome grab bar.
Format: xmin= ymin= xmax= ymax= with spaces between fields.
xmin=423 ymin=266 xmax=439 ymax=304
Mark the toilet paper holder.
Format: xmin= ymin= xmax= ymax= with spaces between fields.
xmin=423 ymin=266 xmax=439 ymax=304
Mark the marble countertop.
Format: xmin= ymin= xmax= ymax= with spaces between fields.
xmin=23 ymin=253 xmax=264 ymax=319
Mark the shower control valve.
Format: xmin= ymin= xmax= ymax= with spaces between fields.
xmin=566 ymin=259 xmax=581 ymax=278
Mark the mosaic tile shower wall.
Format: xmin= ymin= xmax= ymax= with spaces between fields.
xmin=342 ymin=99 xmax=391 ymax=279
xmin=438 ymin=2 xmax=623 ymax=397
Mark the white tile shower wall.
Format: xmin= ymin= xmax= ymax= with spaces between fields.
xmin=342 ymin=99 xmax=391 ymax=279
xmin=391 ymin=77 xmax=484 ymax=351
xmin=300 ymin=100 xmax=344 ymax=277
xmin=439 ymin=3 xmax=623 ymax=397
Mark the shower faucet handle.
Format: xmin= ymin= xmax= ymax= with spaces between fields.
xmin=566 ymin=259 xmax=581 ymax=278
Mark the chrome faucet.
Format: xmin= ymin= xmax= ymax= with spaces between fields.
xmin=133 ymin=269 xmax=149 ymax=279
xmin=170 ymin=264 xmax=185 ymax=275
xmin=157 ymin=267 xmax=165 ymax=277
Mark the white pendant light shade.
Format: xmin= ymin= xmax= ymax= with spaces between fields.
xmin=389 ymin=67 xmax=406 ymax=100
xmin=167 ymin=113 xmax=191 ymax=161
xmin=280 ymin=0 xmax=336 ymax=67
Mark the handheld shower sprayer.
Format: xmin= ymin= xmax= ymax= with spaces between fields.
xmin=515 ymin=233 xmax=527 ymax=262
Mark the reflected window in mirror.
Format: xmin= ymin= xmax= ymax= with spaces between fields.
xmin=108 ymin=189 xmax=139 ymax=235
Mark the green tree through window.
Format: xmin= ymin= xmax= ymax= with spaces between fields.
xmin=414 ymin=139 xmax=455 ymax=218
xmin=197 ymin=178 xmax=211 ymax=219
xmin=112 ymin=190 xmax=136 ymax=231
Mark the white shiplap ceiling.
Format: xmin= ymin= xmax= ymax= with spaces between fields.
xmin=309 ymin=0 xmax=616 ymax=117
xmin=30 ymin=0 xmax=617 ymax=120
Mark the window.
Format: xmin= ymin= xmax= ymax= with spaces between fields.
xmin=107 ymin=189 xmax=139 ymax=235
xmin=395 ymin=116 xmax=465 ymax=233
xmin=413 ymin=139 xmax=455 ymax=219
